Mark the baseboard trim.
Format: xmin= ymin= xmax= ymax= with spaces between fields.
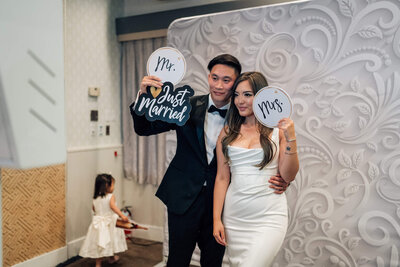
xmin=66 ymin=236 xmax=86 ymax=258
xmin=12 ymin=246 xmax=67 ymax=267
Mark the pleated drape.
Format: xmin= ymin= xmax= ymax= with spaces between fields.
xmin=121 ymin=37 xmax=167 ymax=185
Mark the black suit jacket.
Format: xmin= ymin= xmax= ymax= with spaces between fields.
xmin=130 ymin=94 xmax=218 ymax=215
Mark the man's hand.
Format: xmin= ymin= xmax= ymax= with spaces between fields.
xmin=140 ymin=76 xmax=163 ymax=94
xmin=269 ymin=174 xmax=290 ymax=194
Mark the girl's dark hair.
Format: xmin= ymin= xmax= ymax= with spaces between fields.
xmin=93 ymin=173 xmax=114 ymax=199
xmin=222 ymin=71 xmax=277 ymax=169
xmin=207 ymin=54 xmax=242 ymax=76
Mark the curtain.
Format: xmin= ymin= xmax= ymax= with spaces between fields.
xmin=121 ymin=37 xmax=167 ymax=185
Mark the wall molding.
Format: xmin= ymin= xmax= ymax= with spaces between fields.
xmin=12 ymin=246 xmax=67 ymax=267
xmin=67 ymin=144 xmax=122 ymax=153
xmin=66 ymin=237 xmax=85 ymax=259
xmin=117 ymin=29 xmax=168 ymax=42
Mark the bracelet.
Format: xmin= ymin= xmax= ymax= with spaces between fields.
xmin=287 ymin=138 xmax=296 ymax=142
xmin=285 ymin=151 xmax=298 ymax=155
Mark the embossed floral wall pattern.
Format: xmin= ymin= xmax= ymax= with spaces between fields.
xmin=167 ymin=0 xmax=400 ymax=266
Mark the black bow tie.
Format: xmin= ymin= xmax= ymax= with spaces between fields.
xmin=208 ymin=105 xmax=227 ymax=118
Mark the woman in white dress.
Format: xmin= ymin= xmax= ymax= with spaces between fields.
xmin=79 ymin=174 xmax=129 ymax=267
xmin=213 ymin=72 xmax=299 ymax=267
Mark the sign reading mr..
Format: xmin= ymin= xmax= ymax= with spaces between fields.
xmin=135 ymin=47 xmax=194 ymax=126
xmin=253 ymin=86 xmax=292 ymax=128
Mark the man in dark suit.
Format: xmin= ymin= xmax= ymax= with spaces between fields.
xmin=130 ymin=54 xmax=289 ymax=267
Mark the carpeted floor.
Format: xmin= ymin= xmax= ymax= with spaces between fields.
xmin=59 ymin=237 xmax=164 ymax=267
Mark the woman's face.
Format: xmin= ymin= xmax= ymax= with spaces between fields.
xmin=234 ymin=80 xmax=254 ymax=117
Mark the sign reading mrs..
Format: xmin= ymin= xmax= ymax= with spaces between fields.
xmin=253 ymin=86 xmax=292 ymax=128
xmin=135 ymin=47 xmax=194 ymax=126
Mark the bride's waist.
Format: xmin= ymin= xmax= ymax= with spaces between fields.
xmin=230 ymin=166 xmax=277 ymax=175
xmin=230 ymin=172 xmax=276 ymax=189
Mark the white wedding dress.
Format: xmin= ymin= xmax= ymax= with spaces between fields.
xmin=79 ymin=194 xmax=127 ymax=258
xmin=223 ymin=128 xmax=288 ymax=267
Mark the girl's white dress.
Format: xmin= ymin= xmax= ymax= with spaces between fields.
xmin=224 ymin=128 xmax=288 ymax=267
xmin=79 ymin=193 xmax=127 ymax=258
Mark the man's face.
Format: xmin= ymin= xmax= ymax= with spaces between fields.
xmin=208 ymin=64 xmax=238 ymax=108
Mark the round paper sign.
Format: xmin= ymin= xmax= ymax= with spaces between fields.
xmin=147 ymin=47 xmax=186 ymax=85
xmin=253 ymin=86 xmax=292 ymax=128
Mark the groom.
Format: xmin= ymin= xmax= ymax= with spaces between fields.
xmin=130 ymin=54 xmax=289 ymax=267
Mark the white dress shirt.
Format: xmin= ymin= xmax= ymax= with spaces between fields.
xmin=204 ymin=95 xmax=229 ymax=164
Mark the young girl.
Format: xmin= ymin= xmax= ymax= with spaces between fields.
xmin=79 ymin=173 xmax=128 ymax=267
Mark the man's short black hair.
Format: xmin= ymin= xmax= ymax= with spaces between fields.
xmin=207 ymin=54 xmax=242 ymax=75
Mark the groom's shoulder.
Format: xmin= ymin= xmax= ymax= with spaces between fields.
xmin=190 ymin=94 xmax=208 ymax=105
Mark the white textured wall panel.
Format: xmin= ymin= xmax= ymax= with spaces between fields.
xmin=167 ymin=0 xmax=400 ymax=265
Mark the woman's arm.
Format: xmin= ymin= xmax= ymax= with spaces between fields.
xmin=277 ymin=118 xmax=299 ymax=183
xmin=213 ymin=127 xmax=231 ymax=246
xmin=110 ymin=195 xmax=129 ymax=221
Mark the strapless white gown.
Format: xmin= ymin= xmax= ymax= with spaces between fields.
xmin=223 ymin=128 xmax=288 ymax=267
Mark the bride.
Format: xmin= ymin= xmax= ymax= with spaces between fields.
xmin=213 ymin=72 xmax=299 ymax=267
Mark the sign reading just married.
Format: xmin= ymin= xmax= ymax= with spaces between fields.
xmin=253 ymin=86 xmax=293 ymax=128
xmin=135 ymin=47 xmax=194 ymax=126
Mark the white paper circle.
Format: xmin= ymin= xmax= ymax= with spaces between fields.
xmin=147 ymin=47 xmax=186 ymax=85
xmin=253 ymin=86 xmax=292 ymax=128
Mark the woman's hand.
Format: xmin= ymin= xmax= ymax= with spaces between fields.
xmin=213 ymin=220 xmax=227 ymax=246
xmin=278 ymin=118 xmax=296 ymax=141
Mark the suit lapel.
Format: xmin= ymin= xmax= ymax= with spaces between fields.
xmin=191 ymin=95 xmax=208 ymax=162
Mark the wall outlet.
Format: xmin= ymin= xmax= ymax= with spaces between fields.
xmin=98 ymin=125 xmax=104 ymax=136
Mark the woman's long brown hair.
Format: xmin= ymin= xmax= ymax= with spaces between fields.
xmin=222 ymin=72 xmax=276 ymax=169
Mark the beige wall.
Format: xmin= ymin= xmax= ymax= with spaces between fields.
xmin=66 ymin=146 xmax=164 ymax=253
xmin=122 ymin=179 xmax=164 ymax=237
xmin=63 ymin=0 xmax=126 ymax=252
xmin=66 ymin=146 xmax=124 ymax=242
xmin=64 ymin=0 xmax=164 ymax=256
